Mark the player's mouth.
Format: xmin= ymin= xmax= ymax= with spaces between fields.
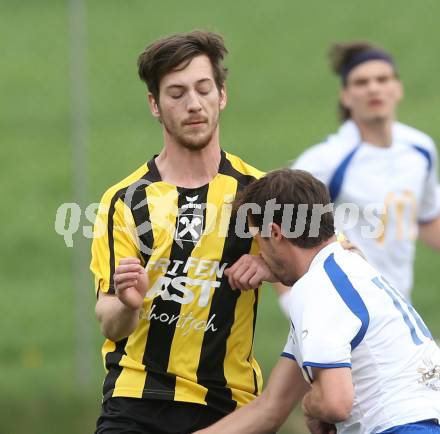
xmin=368 ymin=98 xmax=384 ymax=108
xmin=183 ymin=118 xmax=208 ymax=127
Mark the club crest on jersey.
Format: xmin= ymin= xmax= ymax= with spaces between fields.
xmin=175 ymin=195 xmax=205 ymax=243
xmin=417 ymin=357 xmax=440 ymax=391
xmin=175 ymin=214 xmax=204 ymax=242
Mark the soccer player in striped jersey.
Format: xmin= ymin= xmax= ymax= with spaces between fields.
xmin=196 ymin=169 xmax=440 ymax=434
xmin=91 ymin=31 xmax=276 ymax=433
xmin=276 ymin=42 xmax=440 ymax=314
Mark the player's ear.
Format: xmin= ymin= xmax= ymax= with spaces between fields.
xmin=148 ymin=93 xmax=161 ymax=119
xmin=219 ymin=85 xmax=227 ymax=111
xmin=270 ymin=223 xmax=283 ymax=241
xmin=340 ymin=88 xmax=351 ymax=110
xmin=395 ymin=80 xmax=404 ymax=103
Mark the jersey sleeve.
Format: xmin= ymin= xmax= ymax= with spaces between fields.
xmin=290 ymin=144 xmax=335 ymax=186
xmin=290 ymin=140 xmax=357 ymax=189
xmin=292 ymin=278 xmax=363 ymax=369
xmin=418 ymin=141 xmax=440 ymax=222
xmin=90 ymin=191 xmax=141 ymax=296
xmin=281 ymin=324 xmax=297 ymax=361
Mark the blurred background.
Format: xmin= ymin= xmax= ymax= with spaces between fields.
xmin=2 ymin=0 xmax=439 ymax=432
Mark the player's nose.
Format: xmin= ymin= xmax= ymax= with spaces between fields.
xmin=186 ymin=90 xmax=202 ymax=112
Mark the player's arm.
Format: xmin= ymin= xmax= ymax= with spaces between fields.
xmin=225 ymin=254 xmax=278 ymax=290
xmin=95 ymin=258 xmax=148 ymax=341
xmin=302 ymin=367 xmax=353 ymax=424
xmin=91 ymin=191 xmax=150 ymax=341
xmin=418 ymin=147 xmax=440 ymax=249
xmin=193 ymin=356 xmax=310 ymax=434
xmin=419 ymin=215 xmax=440 ymax=250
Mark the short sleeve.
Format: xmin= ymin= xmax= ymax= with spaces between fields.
xmin=291 ymin=145 xmax=335 ymax=186
xmin=292 ymin=269 xmax=366 ymax=370
xmin=90 ymin=191 xmax=140 ymax=296
xmin=290 ymin=140 xmax=359 ymax=191
xmin=418 ymin=142 xmax=440 ymax=223
xmin=281 ymin=324 xmax=297 ymax=361
xmin=298 ymin=301 xmax=358 ymax=369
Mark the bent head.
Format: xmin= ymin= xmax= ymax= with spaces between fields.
xmin=329 ymin=42 xmax=403 ymax=124
xmin=137 ymin=31 xmax=228 ymax=150
xmin=234 ymin=169 xmax=335 ymax=285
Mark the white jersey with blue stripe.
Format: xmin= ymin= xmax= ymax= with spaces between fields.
xmin=291 ymin=120 xmax=440 ymax=300
xmin=282 ymin=242 xmax=440 ymax=434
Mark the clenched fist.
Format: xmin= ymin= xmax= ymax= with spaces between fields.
xmin=114 ymin=258 xmax=149 ymax=310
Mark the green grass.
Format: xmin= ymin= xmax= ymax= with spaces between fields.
xmin=2 ymin=0 xmax=440 ymax=433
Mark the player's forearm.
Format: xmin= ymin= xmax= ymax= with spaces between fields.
xmin=419 ymin=216 xmax=440 ymax=250
xmin=302 ymin=386 xmax=350 ymax=424
xmin=194 ymin=396 xmax=285 ymax=434
xmin=95 ymin=294 xmax=140 ymax=341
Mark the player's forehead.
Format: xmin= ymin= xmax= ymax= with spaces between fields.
xmin=347 ymin=60 xmax=396 ymax=82
xmin=160 ymin=55 xmax=216 ymax=90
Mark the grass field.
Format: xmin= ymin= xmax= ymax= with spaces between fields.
xmin=2 ymin=1 xmax=440 ymax=433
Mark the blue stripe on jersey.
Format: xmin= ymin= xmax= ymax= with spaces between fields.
xmin=383 ymin=277 xmax=432 ymax=340
xmin=281 ymin=352 xmax=296 ymax=361
xmin=328 ymin=145 xmax=360 ymax=202
xmin=377 ymin=419 xmax=440 ymax=433
xmin=303 ymin=361 xmax=351 ymax=369
xmin=324 ymin=254 xmax=370 ymax=350
xmin=372 ymin=277 xmax=431 ymax=344
xmin=412 ymin=145 xmax=432 ymax=172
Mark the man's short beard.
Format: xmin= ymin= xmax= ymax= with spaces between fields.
xmin=270 ymin=255 xmax=297 ymax=287
xmin=162 ymin=114 xmax=219 ymax=151
xmin=175 ymin=131 xmax=215 ymax=150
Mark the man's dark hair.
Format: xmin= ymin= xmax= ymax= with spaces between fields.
xmin=234 ymin=169 xmax=335 ymax=248
xmin=329 ymin=41 xmax=396 ymax=121
xmin=137 ymin=30 xmax=229 ymax=102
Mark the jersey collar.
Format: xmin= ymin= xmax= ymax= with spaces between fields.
xmin=308 ymin=241 xmax=342 ymax=271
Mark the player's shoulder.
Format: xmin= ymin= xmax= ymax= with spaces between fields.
xmin=291 ymin=121 xmax=360 ymax=170
xmin=293 ymin=261 xmax=335 ymax=303
xmin=298 ymin=245 xmax=372 ymax=295
xmin=394 ymin=122 xmax=436 ymax=151
xmin=99 ymin=163 xmax=150 ymax=205
xmin=290 ymin=263 xmax=348 ymax=324
xmin=223 ymin=151 xmax=265 ymax=180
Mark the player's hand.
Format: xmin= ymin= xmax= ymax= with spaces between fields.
xmin=304 ymin=414 xmax=336 ymax=434
xmin=224 ymin=254 xmax=277 ymax=290
xmin=114 ymin=257 xmax=149 ymax=310
xmin=339 ymin=238 xmax=366 ymax=260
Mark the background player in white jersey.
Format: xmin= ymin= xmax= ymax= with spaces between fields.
xmin=195 ymin=169 xmax=440 ymax=434
xmin=276 ymin=41 xmax=440 ymax=311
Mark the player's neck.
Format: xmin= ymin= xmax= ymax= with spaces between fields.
xmin=155 ymin=135 xmax=222 ymax=189
xmin=292 ymin=237 xmax=337 ymax=280
xmin=354 ymin=117 xmax=393 ymax=148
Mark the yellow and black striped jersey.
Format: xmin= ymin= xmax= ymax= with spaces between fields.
xmin=91 ymin=150 xmax=265 ymax=414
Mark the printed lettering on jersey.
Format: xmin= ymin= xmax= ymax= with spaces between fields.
xmin=141 ymin=256 xmax=229 ymax=334
xmin=377 ymin=190 xmax=417 ymax=244
xmin=139 ymin=304 xmax=218 ymax=336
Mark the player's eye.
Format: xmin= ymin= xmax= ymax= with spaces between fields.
xmin=353 ymin=79 xmax=368 ymax=87
xmin=377 ymin=75 xmax=391 ymax=84
xmin=166 ymin=86 xmax=185 ymax=99
xmin=197 ymin=82 xmax=213 ymax=95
